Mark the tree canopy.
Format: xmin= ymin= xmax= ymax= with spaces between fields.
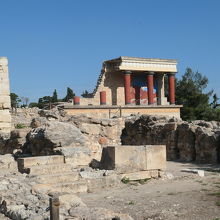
xmin=63 ymin=87 xmax=75 ymax=102
xmin=10 ymin=93 xmax=21 ymax=109
xmin=51 ymin=89 xmax=58 ymax=103
xmin=176 ymin=67 xmax=220 ymax=121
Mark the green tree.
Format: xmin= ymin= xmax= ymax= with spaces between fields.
xmin=81 ymin=90 xmax=92 ymax=98
xmin=51 ymin=89 xmax=58 ymax=103
xmin=176 ymin=67 xmax=212 ymax=121
xmin=29 ymin=102 xmax=39 ymax=108
xmin=210 ymin=93 xmax=220 ymax=109
xmin=38 ymin=96 xmax=52 ymax=109
xmin=63 ymin=87 xmax=75 ymax=102
xmin=10 ymin=93 xmax=21 ymax=110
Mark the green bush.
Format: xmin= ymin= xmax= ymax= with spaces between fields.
xmin=121 ymin=177 xmax=130 ymax=184
xmin=15 ymin=123 xmax=26 ymax=129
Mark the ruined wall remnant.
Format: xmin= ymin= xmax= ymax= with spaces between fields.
xmin=121 ymin=115 xmax=220 ymax=164
xmin=0 ymin=57 xmax=11 ymax=135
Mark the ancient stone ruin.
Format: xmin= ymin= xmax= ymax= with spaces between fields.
xmin=1 ymin=57 xmax=220 ymax=219
xmin=64 ymin=57 xmax=182 ymax=118
xmin=0 ymin=57 xmax=11 ymax=135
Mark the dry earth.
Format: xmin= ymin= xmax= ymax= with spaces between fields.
xmin=0 ymin=214 xmax=9 ymax=219
xmin=80 ymin=161 xmax=220 ymax=220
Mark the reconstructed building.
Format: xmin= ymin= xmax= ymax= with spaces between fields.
xmin=64 ymin=57 xmax=182 ymax=118
xmin=0 ymin=57 xmax=11 ymax=135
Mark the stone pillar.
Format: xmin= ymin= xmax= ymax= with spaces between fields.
xmin=124 ymin=71 xmax=132 ymax=105
xmin=157 ymin=73 xmax=166 ymax=105
xmin=0 ymin=57 xmax=11 ymax=135
xmin=73 ymin=96 xmax=80 ymax=105
xmin=100 ymin=91 xmax=106 ymax=105
xmin=168 ymin=73 xmax=175 ymax=105
xmin=146 ymin=72 xmax=154 ymax=105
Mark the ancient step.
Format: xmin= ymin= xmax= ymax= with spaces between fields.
xmin=32 ymin=181 xmax=88 ymax=194
xmin=52 ymin=181 xmax=88 ymax=194
xmin=17 ymin=155 xmax=65 ymax=171
xmin=24 ymin=163 xmax=72 ymax=175
xmin=34 ymin=171 xmax=80 ymax=184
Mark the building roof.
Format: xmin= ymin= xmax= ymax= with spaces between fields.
xmin=105 ymin=56 xmax=177 ymax=63
xmin=104 ymin=56 xmax=178 ymax=73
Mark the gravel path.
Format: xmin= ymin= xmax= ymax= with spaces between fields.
xmin=80 ymin=161 xmax=220 ymax=220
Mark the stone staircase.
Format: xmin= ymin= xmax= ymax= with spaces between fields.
xmin=17 ymin=155 xmax=120 ymax=195
xmin=17 ymin=155 xmax=88 ymax=194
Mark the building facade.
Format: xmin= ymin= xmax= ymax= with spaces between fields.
xmin=64 ymin=57 xmax=181 ymax=118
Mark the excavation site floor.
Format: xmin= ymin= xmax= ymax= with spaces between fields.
xmin=80 ymin=161 xmax=220 ymax=220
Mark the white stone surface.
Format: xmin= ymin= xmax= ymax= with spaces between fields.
xmin=0 ymin=57 xmax=11 ymax=134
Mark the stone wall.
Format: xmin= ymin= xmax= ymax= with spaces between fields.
xmin=121 ymin=115 xmax=220 ymax=163
xmin=64 ymin=106 xmax=181 ymax=119
xmin=80 ymin=68 xmax=125 ymax=106
xmin=0 ymin=57 xmax=11 ymax=135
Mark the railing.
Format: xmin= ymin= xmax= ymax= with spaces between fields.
xmin=108 ymin=106 xmax=122 ymax=118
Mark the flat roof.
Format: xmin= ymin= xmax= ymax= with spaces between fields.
xmin=105 ymin=56 xmax=177 ymax=64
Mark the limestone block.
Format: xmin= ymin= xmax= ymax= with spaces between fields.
xmin=145 ymin=145 xmax=166 ymax=170
xmin=101 ymin=145 xmax=166 ymax=173
xmin=17 ymin=155 xmax=65 ymax=170
xmin=80 ymin=123 xmax=101 ymax=135
xmin=86 ymin=174 xmax=121 ymax=191
xmin=0 ymin=57 xmax=8 ymax=65
xmin=121 ymin=171 xmax=151 ymax=180
xmin=0 ymin=113 xmax=11 ymax=122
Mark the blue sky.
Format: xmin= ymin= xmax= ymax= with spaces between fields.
xmin=1 ymin=0 xmax=220 ymax=102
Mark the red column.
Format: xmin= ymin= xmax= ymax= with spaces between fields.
xmin=168 ymin=73 xmax=175 ymax=104
xmin=73 ymin=96 xmax=80 ymax=105
xmin=146 ymin=72 xmax=154 ymax=105
xmin=100 ymin=91 xmax=106 ymax=105
xmin=124 ymin=71 xmax=132 ymax=105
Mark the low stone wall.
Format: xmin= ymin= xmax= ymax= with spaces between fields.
xmin=64 ymin=105 xmax=181 ymax=119
xmin=122 ymin=115 xmax=220 ymax=163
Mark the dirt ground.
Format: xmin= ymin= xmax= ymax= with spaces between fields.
xmin=80 ymin=161 xmax=220 ymax=220
xmin=0 ymin=214 xmax=9 ymax=219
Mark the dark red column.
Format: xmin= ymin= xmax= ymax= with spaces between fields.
xmin=100 ymin=91 xmax=106 ymax=105
xmin=168 ymin=73 xmax=175 ymax=104
xmin=124 ymin=71 xmax=132 ymax=105
xmin=146 ymin=72 xmax=154 ymax=105
xmin=73 ymin=96 xmax=80 ymax=105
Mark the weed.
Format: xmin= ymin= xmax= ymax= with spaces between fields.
xmin=201 ymin=188 xmax=209 ymax=191
xmin=213 ymin=182 xmax=220 ymax=185
xmin=121 ymin=177 xmax=130 ymax=184
xmin=128 ymin=201 xmax=135 ymax=205
xmin=136 ymin=178 xmax=150 ymax=184
xmin=208 ymin=191 xmax=220 ymax=197
xmin=15 ymin=123 xmax=26 ymax=129
xmin=216 ymin=201 xmax=220 ymax=206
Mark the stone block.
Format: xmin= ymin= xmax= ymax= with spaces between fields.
xmin=145 ymin=145 xmax=166 ymax=170
xmin=35 ymin=172 xmax=79 ymax=184
xmin=121 ymin=171 xmax=151 ymax=181
xmin=86 ymin=174 xmax=121 ymax=191
xmin=164 ymin=122 xmax=177 ymax=131
xmin=19 ymin=163 xmax=71 ymax=175
xmin=101 ymin=145 xmax=166 ymax=173
xmin=17 ymin=155 xmax=64 ymax=169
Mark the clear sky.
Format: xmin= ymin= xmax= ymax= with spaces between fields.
xmin=1 ymin=0 xmax=220 ymax=102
